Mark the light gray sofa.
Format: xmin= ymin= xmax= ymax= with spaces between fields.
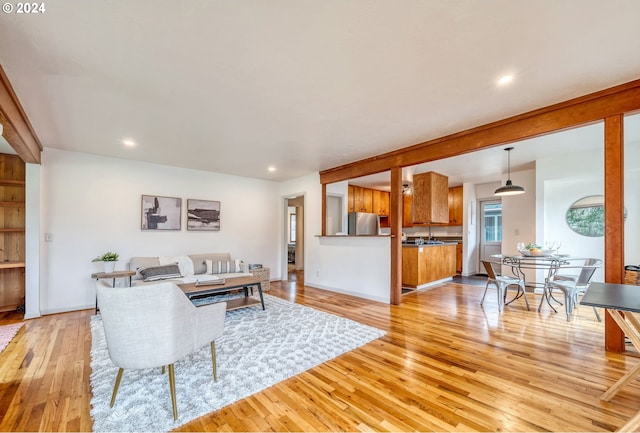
xmin=128 ymin=252 xmax=257 ymax=287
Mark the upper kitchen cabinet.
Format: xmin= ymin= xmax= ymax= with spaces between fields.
xmin=412 ymin=171 xmax=449 ymax=224
xmin=448 ymin=186 xmax=463 ymax=226
xmin=348 ymin=185 xmax=355 ymax=212
xmin=372 ymin=189 xmax=390 ymax=216
xmin=352 ymin=185 xmax=373 ymax=213
xmin=348 ymin=185 xmax=390 ymax=215
xmin=403 ymin=194 xmax=413 ymax=227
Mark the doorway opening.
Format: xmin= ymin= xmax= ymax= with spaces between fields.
xmin=478 ymin=199 xmax=502 ymax=270
xmin=284 ymin=195 xmax=304 ymax=281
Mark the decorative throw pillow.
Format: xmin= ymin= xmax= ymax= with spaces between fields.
xmin=139 ymin=264 xmax=182 ymax=282
xmin=206 ymin=259 xmax=243 ymax=274
xmin=159 ymin=255 xmax=194 ymax=276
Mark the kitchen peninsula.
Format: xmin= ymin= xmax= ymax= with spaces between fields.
xmin=402 ymin=241 xmax=457 ymax=289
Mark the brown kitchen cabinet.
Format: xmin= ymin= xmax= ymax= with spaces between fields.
xmin=412 ymin=171 xmax=449 ymax=224
xmin=456 ymin=242 xmax=463 ymax=274
xmin=352 ymin=186 xmax=373 ymax=213
xmin=448 ymin=186 xmax=463 ymax=226
xmin=372 ymin=189 xmax=390 ymax=216
xmin=348 ymin=185 xmax=355 ymax=212
xmin=402 ymin=244 xmax=456 ymax=288
xmin=402 ymin=194 xmax=413 ymax=228
xmin=349 ymin=185 xmax=389 ymax=215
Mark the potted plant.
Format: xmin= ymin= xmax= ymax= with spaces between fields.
xmin=92 ymin=251 xmax=120 ymax=273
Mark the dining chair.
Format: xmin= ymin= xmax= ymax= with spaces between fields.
xmin=547 ymin=259 xmax=602 ymax=321
xmin=96 ymin=280 xmax=227 ymax=420
xmin=481 ymin=260 xmax=529 ymax=311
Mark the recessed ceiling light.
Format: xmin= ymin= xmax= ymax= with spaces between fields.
xmin=497 ymin=74 xmax=514 ymax=86
xmin=122 ymin=138 xmax=136 ymax=147
xmin=268 ymin=166 xmax=276 ymax=172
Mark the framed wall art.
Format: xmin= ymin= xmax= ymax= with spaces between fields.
xmin=141 ymin=195 xmax=182 ymax=230
xmin=187 ymin=199 xmax=221 ymax=231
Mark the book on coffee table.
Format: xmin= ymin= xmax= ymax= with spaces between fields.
xmin=195 ymin=278 xmax=226 ymax=286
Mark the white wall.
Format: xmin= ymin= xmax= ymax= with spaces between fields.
xmin=279 ymin=174 xmax=391 ymax=303
xmin=624 ymin=137 xmax=640 ymax=265
xmin=502 ymin=169 xmax=537 ymax=255
xmin=536 ymin=147 xmax=605 ymax=281
xmin=38 ymin=148 xmax=281 ymax=315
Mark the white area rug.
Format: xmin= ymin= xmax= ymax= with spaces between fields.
xmin=0 ymin=322 xmax=24 ymax=354
xmin=90 ymin=293 xmax=386 ymax=432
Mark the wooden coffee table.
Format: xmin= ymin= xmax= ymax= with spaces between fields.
xmin=178 ymin=276 xmax=265 ymax=311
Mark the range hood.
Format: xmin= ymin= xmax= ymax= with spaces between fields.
xmin=412 ymin=171 xmax=449 ymax=224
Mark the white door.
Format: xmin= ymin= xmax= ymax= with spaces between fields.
xmin=479 ymin=199 xmax=502 ymax=268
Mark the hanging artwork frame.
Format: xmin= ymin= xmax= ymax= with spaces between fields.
xmin=187 ymin=199 xmax=221 ymax=231
xmin=141 ymin=195 xmax=182 ymax=230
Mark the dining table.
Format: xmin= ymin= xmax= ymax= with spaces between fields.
xmin=492 ymin=253 xmax=580 ymax=312
xmin=580 ymin=282 xmax=640 ymax=432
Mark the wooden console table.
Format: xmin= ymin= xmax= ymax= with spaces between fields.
xmin=179 ymin=276 xmax=265 ymax=311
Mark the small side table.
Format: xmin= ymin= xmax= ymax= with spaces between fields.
xmin=91 ymin=270 xmax=136 ymax=313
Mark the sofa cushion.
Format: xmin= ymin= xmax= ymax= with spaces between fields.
xmin=189 ymin=253 xmax=232 ymax=275
xmin=129 ymin=257 xmax=161 ymax=280
xmin=139 ymin=264 xmax=182 ymax=282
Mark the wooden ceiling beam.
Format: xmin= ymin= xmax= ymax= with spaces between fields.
xmin=319 ymin=78 xmax=640 ymax=185
xmin=0 ymin=65 xmax=42 ymax=164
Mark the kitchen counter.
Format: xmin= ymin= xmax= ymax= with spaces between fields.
xmin=401 ymin=242 xmax=457 ymax=247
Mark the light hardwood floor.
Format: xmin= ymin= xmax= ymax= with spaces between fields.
xmin=1 ymin=274 xmax=640 ymax=431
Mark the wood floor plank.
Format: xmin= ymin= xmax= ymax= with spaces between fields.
xmin=2 ymin=272 xmax=640 ymax=431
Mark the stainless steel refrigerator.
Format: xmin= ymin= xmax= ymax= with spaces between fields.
xmin=347 ymin=212 xmax=380 ymax=235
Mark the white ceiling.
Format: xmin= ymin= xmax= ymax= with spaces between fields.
xmin=1 ymin=1 xmax=640 ymax=182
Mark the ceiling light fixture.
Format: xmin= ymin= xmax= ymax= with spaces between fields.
xmin=268 ymin=166 xmax=276 ymax=172
xmin=122 ymin=138 xmax=136 ymax=147
xmin=497 ymin=74 xmax=514 ymax=86
xmin=494 ymin=147 xmax=525 ymax=196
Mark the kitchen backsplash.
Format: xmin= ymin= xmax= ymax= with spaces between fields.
xmin=403 ymin=226 xmax=463 ymax=237
xmin=378 ymin=226 xmax=463 ymax=237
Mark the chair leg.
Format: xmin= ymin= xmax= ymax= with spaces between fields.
xmin=520 ymin=283 xmax=530 ymax=311
xmin=211 ymin=341 xmax=217 ymax=382
xmin=480 ymin=281 xmax=490 ymax=306
xmin=496 ymin=284 xmax=504 ymax=311
xmin=168 ymin=364 xmax=178 ymax=420
xmin=564 ymin=292 xmax=574 ymax=321
xmin=110 ymin=368 xmax=124 ymax=408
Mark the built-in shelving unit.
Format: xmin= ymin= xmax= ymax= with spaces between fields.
xmin=0 ymin=153 xmax=26 ymax=313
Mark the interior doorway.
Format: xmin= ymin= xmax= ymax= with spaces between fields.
xmin=478 ymin=199 xmax=502 ymax=268
xmin=285 ymin=195 xmax=304 ymax=280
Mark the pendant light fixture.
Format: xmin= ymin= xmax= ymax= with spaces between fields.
xmin=494 ymin=147 xmax=525 ymax=196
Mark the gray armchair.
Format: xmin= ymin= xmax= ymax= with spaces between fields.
xmin=96 ymin=280 xmax=226 ymax=420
